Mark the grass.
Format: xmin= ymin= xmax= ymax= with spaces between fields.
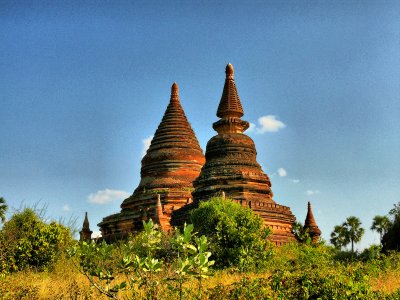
xmin=1 ymin=245 xmax=400 ymax=299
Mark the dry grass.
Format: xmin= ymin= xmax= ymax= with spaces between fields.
xmin=2 ymin=267 xmax=400 ymax=299
xmin=2 ymin=249 xmax=400 ymax=299
xmin=371 ymin=270 xmax=400 ymax=294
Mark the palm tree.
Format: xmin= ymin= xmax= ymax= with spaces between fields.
xmin=371 ymin=215 xmax=391 ymax=243
xmin=389 ymin=202 xmax=400 ymax=222
xmin=0 ymin=197 xmax=7 ymax=223
xmin=330 ymin=224 xmax=349 ymax=249
xmin=343 ymin=216 xmax=364 ymax=253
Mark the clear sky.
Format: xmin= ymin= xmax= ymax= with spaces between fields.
xmin=1 ymin=1 xmax=399 ymax=250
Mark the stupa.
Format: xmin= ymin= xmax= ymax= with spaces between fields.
xmin=98 ymin=83 xmax=205 ymax=241
xmin=303 ymin=202 xmax=321 ymax=243
xmin=79 ymin=212 xmax=92 ymax=242
xmin=190 ymin=64 xmax=296 ymax=245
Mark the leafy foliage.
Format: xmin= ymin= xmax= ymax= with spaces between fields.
xmin=190 ymin=196 xmax=273 ymax=271
xmin=69 ymin=220 xmax=214 ymax=300
xmin=330 ymin=224 xmax=349 ymax=249
xmin=330 ymin=216 xmax=365 ymax=252
xmin=371 ymin=215 xmax=391 ymax=243
xmin=0 ymin=197 xmax=7 ymax=224
xmin=382 ymin=202 xmax=400 ymax=252
xmin=0 ymin=208 xmax=72 ymax=273
xmin=292 ymin=220 xmax=312 ymax=244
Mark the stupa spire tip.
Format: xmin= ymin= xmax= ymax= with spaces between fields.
xmin=225 ymin=63 xmax=234 ymax=78
xmin=171 ymin=82 xmax=179 ymax=95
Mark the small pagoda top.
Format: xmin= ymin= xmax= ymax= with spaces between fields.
xmin=213 ymin=64 xmax=249 ymax=134
xmin=304 ymin=202 xmax=321 ymax=241
xmin=79 ymin=212 xmax=92 ymax=242
xmin=82 ymin=212 xmax=90 ymax=229
xmin=217 ymin=63 xmax=244 ymax=118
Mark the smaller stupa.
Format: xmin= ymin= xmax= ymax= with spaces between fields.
xmin=98 ymin=83 xmax=205 ymax=241
xmin=153 ymin=194 xmax=170 ymax=231
xmin=303 ymin=202 xmax=321 ymax=243
xmin=79 ymin=212 xmax=92 ymax=242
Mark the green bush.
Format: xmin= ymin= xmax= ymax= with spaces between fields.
xmin=190 ymin=196 xmax=273 ymax=271
xmin=0 ymin=208 xmax=73 ymax=273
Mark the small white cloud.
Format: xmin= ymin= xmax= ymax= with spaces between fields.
xmin=247 ymin=122 xmax=256 ymax=133
xmin=277 ymin=168 xmax=287 ymax=177
xmin=142 ymin=136 xmax=153 ymax=157
xmin=62 ymin=204 xmax=70 ymax=212
xmin=255 ymin=115 xmax=286 ymax=134
xmin=291 ymin=179 xmax=300 ymax=184
xmin=88 ymin=189 xmax=130 ymax=205
xmin=92 ymin=230 xmax=102 ymax=239
xmin=306 ymin=190 xmax=320 ymax=196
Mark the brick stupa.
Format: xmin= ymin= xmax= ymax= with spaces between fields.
xmin=79 ymin=212 xmax=92 ymax=242
xmin=98 ymin=83 xmax=205 ymax=241
xmin=190 ymin=64 xmax=296 ymax=245
xmin=303 ymin=202 xmax=321 ymax=243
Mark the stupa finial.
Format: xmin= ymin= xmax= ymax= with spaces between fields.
xmin=213 ymin=64 xmax=249 ymax=133
xmin=83 ymin=212 xmax=90 ymax=229
xmin=226 ymin=63 xmax=234 ymax=79
xmin=170 ymin=82 xmax=180 ymax=104
xmin=172 ymin=82 xmax=179 ymax=95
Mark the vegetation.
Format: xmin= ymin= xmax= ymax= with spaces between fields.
xmin=382 ymin=202 xmax=400 ymax=252
xmin=330 ymin=216 xmax=364 ymax=253
xmin=0 ymin=207 xmax=73 ymax=273
xmin=1 ymin=198 xmax=400 ymax=299
xmin=0 ymin=197 xmax=7 ymax=224
xmin=371 ymin=215 xmax=390 ymax=243
xmin=190 ymin=196 xmax=273 ymax=271
xmin=291 ymin=220 xmax=311 ymax=244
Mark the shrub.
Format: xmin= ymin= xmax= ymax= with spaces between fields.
xmin=190 ymin=196 xmax=273 ymax=271
xmin=0 ymin=208 xmax=73 ymax=273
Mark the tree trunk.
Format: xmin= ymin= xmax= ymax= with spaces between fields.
xmin=351 ymin=240 xmax=354 ymax=253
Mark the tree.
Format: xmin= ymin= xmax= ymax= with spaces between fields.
xmin=343 ymin=216 xmax=364 ymax=253
xmin=0 ymin=197 xmax=7 ymax=223
xmin=292 ymin=221 xmax=311 ymax=244
xmin=382 ymin=202 xmax=400 ymax=252
xmin=0 ymin=208 xmax=73 ymax=272
xmin=389 ymin=202 xmax=400 ymax=222
xmin=330 ymin=216 xmax=364 ymax=253
xmin=190 ymin=196 xmax=272 ymax=271
xmin=371 ymin=215 xmax=390 ymax=243
xmin=330 ymin=225 xmax=349 ymax=249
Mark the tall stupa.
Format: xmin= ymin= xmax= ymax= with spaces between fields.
xmin=99 ymin=83 xmax=205 ymax=241
xmin=191 ymin=64 xmax=296 ymax=245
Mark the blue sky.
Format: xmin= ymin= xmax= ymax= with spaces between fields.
xmin=1 ymin=1 xmax=399 ymax=250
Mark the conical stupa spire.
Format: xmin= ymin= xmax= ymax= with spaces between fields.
xmin=144 ymin=82 xmax=203 ymax=156
xmin=156 ymin=194 xmax=164 ymax=218
xmin=83 ymin=211 xmax=90 ymax=229
xmin=217 ymin=63 xmax=244 ymax=119
xmin=105 ymin=82 xmax=204 ymax=240
xmin=304 ymin=202 xmax=321 ymax=243
xmin=79 ymin=212 xmax=92 ymax=242
xmin=153 ymin=194 xmax=170 ymax=231
xmin=170 ymin=82 xmax=180 ymax=105
xmin=213 ymin=64 xmax=249 ymax=134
